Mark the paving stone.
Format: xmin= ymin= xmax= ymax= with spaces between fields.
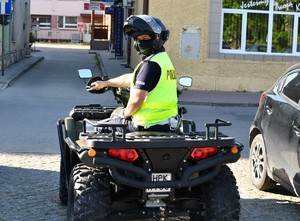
xmin=0 ymin=153 xmax=299 ymax=221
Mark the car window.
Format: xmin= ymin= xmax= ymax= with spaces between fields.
xmin=282 ymin=72 xmax=300 ymax=105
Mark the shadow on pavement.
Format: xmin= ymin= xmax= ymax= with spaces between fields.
xmin=0 ymin=165 xmax=67 ymax=221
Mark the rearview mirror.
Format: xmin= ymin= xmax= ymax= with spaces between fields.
xmin=179 ymin=77 xmax=192 ymax=87
xmin=78 ymin=69 xmax=92 ymax=79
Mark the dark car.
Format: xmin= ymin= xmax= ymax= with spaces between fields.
xmin=249 ymin=63 xmax=300 ymax=196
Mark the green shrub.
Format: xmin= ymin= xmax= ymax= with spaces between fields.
xmin=29 ymin=32 xmax=35 ymax=44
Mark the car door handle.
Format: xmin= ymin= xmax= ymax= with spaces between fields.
xmin=266 ymin=105 xmax=273 ymax=115
xmin=292 ymin=121 xmax=300 ymax=137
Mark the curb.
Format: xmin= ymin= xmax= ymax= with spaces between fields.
xmin=178 ymin=100 xmax=259 ymax=107
xmin=96 ymin=50 xmax=260 ymax=107
xmin=0 ymin=56 xmax=44 ymax=90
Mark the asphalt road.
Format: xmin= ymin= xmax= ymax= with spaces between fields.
xmin=0 ymin=44 xmax=299 ymax=221
xmin=0 ymin=44 xmax=253 ymax=155
xmin=0 ymin=44 xmax=116 ymax=153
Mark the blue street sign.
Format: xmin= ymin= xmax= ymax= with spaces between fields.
xmin=0 ymin=0 xmax=12 ymax=15
xmin=102 ymin=0 xmax=114 ymax=5
xmin=115 ymin=6 xmax=123 ymax=57
xmin=105 ymin=7 xmax=114 ymax=15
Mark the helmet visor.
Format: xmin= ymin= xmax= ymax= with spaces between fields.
xmin=138 ymin=15 xmax=162 ymax=34
xmin=123 ymin=15 xmax=162 ymax=38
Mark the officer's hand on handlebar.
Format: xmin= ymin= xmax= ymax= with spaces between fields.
xmin=86 ymin=77 xmax=111 ymax=94
xmin=89 ymin=80 xmax=106 ymax=91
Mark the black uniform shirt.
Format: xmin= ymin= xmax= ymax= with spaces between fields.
xmin=134 ymin=61 xmax=161 ymax=92
xmin=134 ymin=48 xmax=165 ymax=92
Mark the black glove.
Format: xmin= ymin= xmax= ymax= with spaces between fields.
xmin=86 ymin=76 xmax=110 ymax=94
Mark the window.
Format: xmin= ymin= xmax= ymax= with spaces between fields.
xmin=246 ymin=13 xmax=268 ymax=52
xmin=272 ymin=14 xmax=294 ymax=53
xmin=58 ymin=16 xmax=77 ymax=29
xmin=222 ymin=13 xmax=242 ymax=50
xmin=221 ymin=0 xmax=300 ymax=56
xmin=31 ymin=16 xmax=51 ymax=29
xmin=282 ymin=72 xmax=300 ymax=104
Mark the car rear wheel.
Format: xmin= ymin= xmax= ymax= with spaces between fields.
xmin=249 ymin=134 xmax=276 ymax=190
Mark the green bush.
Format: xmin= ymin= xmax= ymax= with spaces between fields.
xmin=29 ymin=32 xmax=35 ymax=44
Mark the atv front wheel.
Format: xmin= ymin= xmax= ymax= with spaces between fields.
xmin=59 ymin=158 xmax=68 ymax=205
xmin=67 ymin=163 xmax=111 ymax=221
xmin=189 ymin=165 xmax=240 ymax=221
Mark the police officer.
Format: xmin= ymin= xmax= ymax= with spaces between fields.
xmin=90 ymin=15 xmax=178 ymax=132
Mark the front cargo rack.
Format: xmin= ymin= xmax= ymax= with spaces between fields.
xmin=69 ymin=104 xmax=117 ymax=121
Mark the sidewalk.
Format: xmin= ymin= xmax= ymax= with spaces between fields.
xmin=0 ymin=54 xmax=44 ymax=90
xmin=97 ymin=50 xmax=260 ymax=107
xmin=0 ymin=48 xmax=260 ymax=107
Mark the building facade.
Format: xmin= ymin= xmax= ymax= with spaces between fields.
xmin=30 ymin=0 xmax=110 ymax=44
xmin=125 ymin=0 xmax=300 ymax=92
xmin=30 ymin=0 xmax=300 ymax=92
xmin=0 ymin=0 xmax=31 ymax=72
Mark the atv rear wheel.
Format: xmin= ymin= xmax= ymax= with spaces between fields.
xmin=67 ymin=163 xmax=111 ymax=221
xmin=189 ymin=165 xmax=240 ymax=221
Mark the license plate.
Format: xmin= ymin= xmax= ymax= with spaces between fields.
xmin=146 ymin=173 xmax=171 ymax=193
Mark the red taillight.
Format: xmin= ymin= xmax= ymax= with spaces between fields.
xmin=108 ymin=148 xmax=139 ymax=162
xmin=191 ymin=147 xmax=218 ymax=160
xmin=259 ymin=92 xmax=266 ymax=105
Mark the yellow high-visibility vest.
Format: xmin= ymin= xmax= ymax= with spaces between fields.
xmin=131 ymin=52 xmax=178 ymax=126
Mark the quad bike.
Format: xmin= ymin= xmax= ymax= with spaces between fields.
xmin=57 ymin=69 xmax=243 ymax=221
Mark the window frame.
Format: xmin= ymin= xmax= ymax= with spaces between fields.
xmin=58 ymin=16 xmax=78 ymax=29
xmin=31 ymin=16 xmax=51 ymax=30
xmin=220 ymin=1 xmax=300 ymax=56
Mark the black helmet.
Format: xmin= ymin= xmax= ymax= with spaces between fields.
xmin=123 ymin=15 xmax=170 ymax=55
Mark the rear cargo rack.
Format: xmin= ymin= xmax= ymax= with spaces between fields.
xmin=205 ymin=118 xmax=232 ymax=140
xmin=77 ymin=118 xmax=236 ymax=149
